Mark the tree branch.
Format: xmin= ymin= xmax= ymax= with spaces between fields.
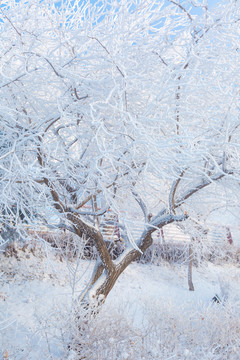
xmin=131 ymin=187 xmax=148 ymax=222
xmin=67 ymin=213 xmax=115 ymax=274
xmin=74 ymin=88 xmax=88 ymax=101
xmin=24 ymin=52 xmax=64 ymax=78
xmin=175 ymin=172 xmax=226 ymax=208
xmin=116 ymin=212 xmax=187 ymax=272
xmin=169 ymin=170 xmax=186 ymax=214
xmin=169 ymin=1 xmax=193 ymax=21
xmin=68 ymin=205 xmax=109 ymax=217
xmin=36 ymin=138 xmax=66 ymax=213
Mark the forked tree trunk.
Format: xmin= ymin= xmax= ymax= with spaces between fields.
xmin=67 ymin=212 xmax=187 ymax=311
xmin=79 ymin=233 xmax=153 ymax=308
xmin=70 ymin=232 xmax=153 ymax=357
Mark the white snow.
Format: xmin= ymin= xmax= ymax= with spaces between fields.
xmin=1 ymin=243 xmax=240 ymax=359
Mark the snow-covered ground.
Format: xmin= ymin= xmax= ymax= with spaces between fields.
xmin=1 ymin=242 xmax=240 ymax=359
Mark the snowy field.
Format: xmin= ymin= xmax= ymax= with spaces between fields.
xmin=1 ymin=242 xmax=240 ymax=360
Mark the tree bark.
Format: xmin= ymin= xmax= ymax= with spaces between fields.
xmin=188 ymin=241 xmax=194 ymax=291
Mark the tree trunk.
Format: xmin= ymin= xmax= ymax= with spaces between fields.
xmin=74 ymin=212 xmax=187 ymax=309
xmin=188 ymin=241 xmax=194 ymax=291
xmin=79 ymin=233 xmax=153 ymax=307
xmin=70 ymin=235 xmax=153 ymax=357
xmin=68 ymin=213 xmax=186 ymax=356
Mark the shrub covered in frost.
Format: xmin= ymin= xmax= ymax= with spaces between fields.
xmin=63 ymin=299 xmax=240 ymax=360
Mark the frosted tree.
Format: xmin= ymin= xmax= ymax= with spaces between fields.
xmin=0 ymin=0 xmax=240 ymax=308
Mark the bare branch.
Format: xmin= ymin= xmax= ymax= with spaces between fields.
xmin=152 ymin=51 xmax=168 ymax=66
xmin=68 ymin=205 xmax=109 ymax=217
xmin=175 ymin=172 xmax=226 ymax=208
xmin=116 ymin=212 xmax=187 ymax=271
xmin=44 ymin=117 xmax=60 ymax=133
xmin=89 ymin=36 xmax=125 ymax=78
xmin=67 ymin=212 xmax=115 ymax=274
xmin=74 ymin=88 xmax=88 ymax=101
xmin=169 ymin=0 xmax=193 ymax=21
xmin=169 ymin=170 xmax=186 ymax=214
xmin=131 ymin=187 xmax=148 ymax=222
xmin=76 ymin=192 xmax=101 ymax=210
xmin=24 ymin=52 xmax=64 ymax=78
xmin=36 ymin=138 xmax=66 ymax=213
xmin=0 ymin=73 xmax=28 ymax=88
xmin=0 ymin=10 xmax=22 ymax=37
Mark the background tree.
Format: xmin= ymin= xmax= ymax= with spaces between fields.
xmin=0 ymin=0 xmax=240 ymax=308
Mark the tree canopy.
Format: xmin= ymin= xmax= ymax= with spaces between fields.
xmin=0 ymin=0 xmax=240 ymax=303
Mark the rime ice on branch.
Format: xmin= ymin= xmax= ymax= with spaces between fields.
xmin=0 ymin=0 xmax=240 ymax=304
